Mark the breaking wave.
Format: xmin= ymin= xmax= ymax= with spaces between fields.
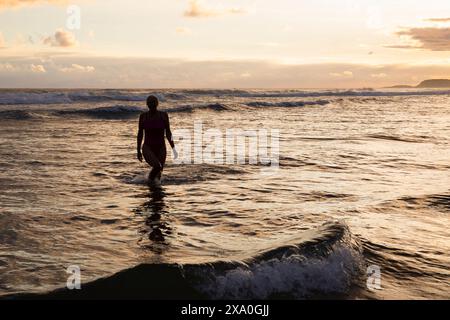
xmin=0 ymin=90 xmax=167 ymax=105
xmin=177 ymin=88 xmax=450 ymax=98
xmin=4 ymin=222 xmax=367 ymax=300
xmin=0 ymin=109 xmax=53 ymax=120
xmin=0 ymin=103 xmax=231 ymax=121
xmin=166 ymin=103 xmax=230 ymax=113
xmin=1 ymin=88 xmax=449 ymax=105
xmin=246 ymin=100 xmax=330 ymax=107
xmin=57 ymin=105 xmax=145 ymax=119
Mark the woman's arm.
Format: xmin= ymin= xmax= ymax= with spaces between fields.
xmin=164 ymin=112 xmax=175 ymax=149
xmin=137 ymin=114 xmax=144 ymax=162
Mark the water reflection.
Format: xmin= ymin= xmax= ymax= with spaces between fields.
xmin=134 ymin=185 xmax=172 ymax=254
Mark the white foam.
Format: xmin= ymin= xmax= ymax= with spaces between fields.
xmin=246 ymin=100 xmax=330 ymax=107
xmin=130 ymin=172 xmax=149 ymax=185
xmin=194 ymin=244 xmax=365 ymax=299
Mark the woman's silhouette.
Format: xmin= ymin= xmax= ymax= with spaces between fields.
xmin=137 ymin=95 xmax=175 ymax=183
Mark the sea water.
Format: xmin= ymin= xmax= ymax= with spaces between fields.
xmin=0 ymin=88 xmax=449 ymax=299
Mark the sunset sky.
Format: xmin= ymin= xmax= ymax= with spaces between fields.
xmin=0 ymin=0 xmax=449 ymax=88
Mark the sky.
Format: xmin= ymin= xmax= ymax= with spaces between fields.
xmin=0 ymin=0 xmax=449 ymax=88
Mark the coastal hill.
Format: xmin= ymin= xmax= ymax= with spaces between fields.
xmin=417 ymin=79 xmax=450 ymax=88
xmin=388 ymin=79 xmax=450 ymax=89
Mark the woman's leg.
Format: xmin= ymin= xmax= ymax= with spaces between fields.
xmin=142 ymin=144 xmax=162 ymax=182
xmin=156 ymin=146 xmax=167 ymax=180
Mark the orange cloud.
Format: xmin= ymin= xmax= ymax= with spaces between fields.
xmin=424 ymin=17 xmax=450 ymax=22
xmin=60 ymin=64 xmax=95 ymax=73
xmin=184 ymin=0 xmax=246 ymax=18
xmin=176 ymin=27 xmax=192 ymax=35
xmin=43 ymin=29 xmax=77 ymax=47
xmin=184 ymin=0 xmax=217 ymax=18
xmin=0 ymin=0 xmax=69 ymax=9
xmin=1 ymin=56 xmax=450 ymax=88
xmin=0 ymin=32 xmax=5 ymax=48
xmin=371 ymin=73 xmax=387 ymax=79
xmin=394 ymin=27 xmax=450 ymax=51
xmin=30 ymin=63 xmax=46 ymax=73
xmin=329 ymin=71 xmax=353 ymax=78
xmin=0 ymin=63 xmax=15 ymax=71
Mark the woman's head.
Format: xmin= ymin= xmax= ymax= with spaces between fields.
xmin=146 ymin=95 xmax=159 ymax=112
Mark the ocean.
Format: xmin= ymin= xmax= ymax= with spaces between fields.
xmin=0 ymin=88 xmax=449 ymax=299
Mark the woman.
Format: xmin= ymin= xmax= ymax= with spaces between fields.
xmin=137 ymin=95 xmax=175 ymax=183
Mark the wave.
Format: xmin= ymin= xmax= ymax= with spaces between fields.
xmin=0 ymin=90 xmax=169 ymax=105
xmin=0 ymin=91 xmax=71 ymax=105
xmin=179 ymin=88 xmax=450 ymax=98
xmin=68 ymin=91 xmax=148 ymax=103
xmin=0 ymin=103 xmax=231 ymax=121
xmin=246 ymin=100 xmax=330 ymax=108
xmin=365 ymin=134 xmax=430 ymax=143
xmin=0 ymin=109 xmax=53 ymax=120
xmin=191 ymin=222 xmax=365 ymax=299
xmin=166 ymin=103 xmax=230 ymax=113
xmin=3 ymin=221 xmax=366 ymax=299
xmin=391 ymin=192 xmax=450 ymax=212
xmin=1 ymin=88 xmax=449 ymax=105
xmin=57 ymin=105 xmax=146 ymax=119
xmin=361 ymin=238 xmax=450 ymax=281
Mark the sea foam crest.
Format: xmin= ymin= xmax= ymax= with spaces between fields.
xmin=188 ymin=222 xmax=366 ymax=299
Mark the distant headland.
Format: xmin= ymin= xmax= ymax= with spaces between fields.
xmin=388 ymin=79 xmax=450 ymax=89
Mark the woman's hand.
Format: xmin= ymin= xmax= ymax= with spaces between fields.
xmin=172 ymin=146 xmax=178 ymax=160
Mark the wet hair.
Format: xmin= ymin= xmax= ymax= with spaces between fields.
xmin=146 ymin=95 xmax=159 ymax=110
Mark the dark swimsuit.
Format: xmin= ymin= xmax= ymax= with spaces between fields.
xmin=142 ymin=112 xmax=167 ymax=167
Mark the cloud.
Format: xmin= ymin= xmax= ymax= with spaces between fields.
xmin=384 ymin=44 xmax=420 ymax=50
xmin=30 ymin=64 xmax=46 ymax=73
xmin=0 ymin=0 xmax=69 ymax=9
xmin=176 ymin=27 xmax=192 ymax=35
xmin=60 ymin=63 xmax=95 ymax=73
xmin=330 ymin=71 xmax=353 ymax=78
xmin=424 ymin=17 xmax=450 ymax=23
xmin=184 ymin=0 xmax=246 ymax=18
xmin=61 ymin=64 xmax=95 ymax=73
xmin=0 ymin=63 xmax=15 ymax=71
xmin=371 ymin=73 xmax=387 ymax=78
xmin=0 ymin=32 xmax=5 ymax=48
xmin=184 ymin=0 xmax=218 ymax=18
xmin=43 ymin=29 xmax=77 ymax=47
xmin=1 ymin=56 xmax=450 ymax=89
xmin=389 ymin=27 xmax=450 ymax=51
xmin=228 ymin=7 xmax=247 ymax=15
